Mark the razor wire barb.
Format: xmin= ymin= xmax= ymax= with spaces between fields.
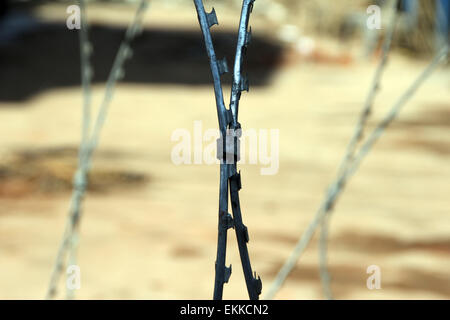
xmin=319 ymin=0 xmax=400 ymax=300
xmin=46 ymin=0 xmax=149 ymax=299
xmin=193 ymin=0 xmax=262 ymax=300
xmin=265 ymin=42 xmax=449 ymax=300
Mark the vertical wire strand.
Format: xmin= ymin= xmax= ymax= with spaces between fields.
xmin=227 ymin=0 xmax=262 ymax=300
xmin=66 ymin=0 xmax=92 ymax=300
xmin=193 ymin=0 xmax=261 ymax=300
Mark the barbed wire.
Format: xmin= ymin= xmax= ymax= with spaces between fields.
xmin=66 ymin=0 xmax=92 ymax=300
xmin=265 ymin=43 xmax=449 ymax=300
xmin=193 ymin=0 xmax=261 ymax=300
xmin=318 ymin=0 xmax=400 ymax=300
xmin=193 ymin=0 xmax=231 ymax=300
xmin=226 ymin=0 xmax=262 ymax=301
xmin=46 ymin=0 xmax=150 ymax=299
xmin=40 ymin=0 xmax=448 ymax=301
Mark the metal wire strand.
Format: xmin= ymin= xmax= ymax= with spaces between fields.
xmin=46 ymin=0 xmax=150 ymax=299
xmin=226 ymin=0 xmax=262 ymax=300
xmin=193 ymin=0 xmax=261 ymax=300
xmin=265 ymin=43 xmax=448 ymax=300
xmin=66 ymin=0 xmax=93 ymax=300
xmin=229 ymin=0 xmax=254 ymax=128
xmin=46 ymin=0 xmax=92 ymax=300
xmin=193 ymin=0 xmax=232 ymax=300
xmin=318 ymin=0 xmax=399 ymax=300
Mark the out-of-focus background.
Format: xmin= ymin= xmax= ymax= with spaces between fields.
xmin=0 ymin=0 xmax=449 ymax=299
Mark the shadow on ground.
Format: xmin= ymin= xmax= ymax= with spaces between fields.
xmin=0 ymin=147 xmax=149 ymax=197
xmin=0 ymin=21 xmax=285 ymax=102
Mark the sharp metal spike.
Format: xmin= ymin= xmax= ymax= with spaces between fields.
xmin=225 ymin=212 xmax=234 ymax=229
xmin=231 ymin=172 xmax=242 ymax=190
xmin=243 ymin=225 xmax=249 ymax=243
xmin=217 ymin=57 xmax=229 ymax=75
xmin=240 ymin=74 xmax=249 ymax=92
xmin=122 ymin=46 xmax=133 ymax=60
xmin=250 ymin=0 xmax=255 ymax=12
xmin=253 ymin=274 xmax=262 ymax=295
xmin=224 ymin=265 xmax=232 ymax=283
xmin=225 ymin=108 xmax=233 ymax=125
xmin=115 ymin=68 xmax=125 ymax=80
xmin=207 ymin=8 xmax=219 ymax=28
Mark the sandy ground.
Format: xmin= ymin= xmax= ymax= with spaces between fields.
xmin=0 ymin=3 xmax=449 ymax=299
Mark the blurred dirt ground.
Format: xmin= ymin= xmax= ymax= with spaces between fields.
xmin=0 ymin=2 xmax=449 ymax=299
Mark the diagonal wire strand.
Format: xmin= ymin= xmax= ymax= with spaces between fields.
xmin=318 ymin=0 xmax=399 ymax=300
xmin=46 ymin=0 xmax=150 ymax=300
xmin=264 ymin=43 xmax=449 ymax=300
xmin=193 ymin=0 xmax=232 ymax=300
xmin=193 ymin=0 xmax=261 ymax=300
xmin=46 ymin=0 xmax=93 ymax=300
xmin=226 ymin=0 xmax=262 ymax=301
xmin=229 ymin=0 xmax=253 ymax=128
xmin=66 ymin=0 xmax=93 ymax=300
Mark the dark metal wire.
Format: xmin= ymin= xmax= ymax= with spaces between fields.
xmin=193 ymin=0 xmax=261 ymax=300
